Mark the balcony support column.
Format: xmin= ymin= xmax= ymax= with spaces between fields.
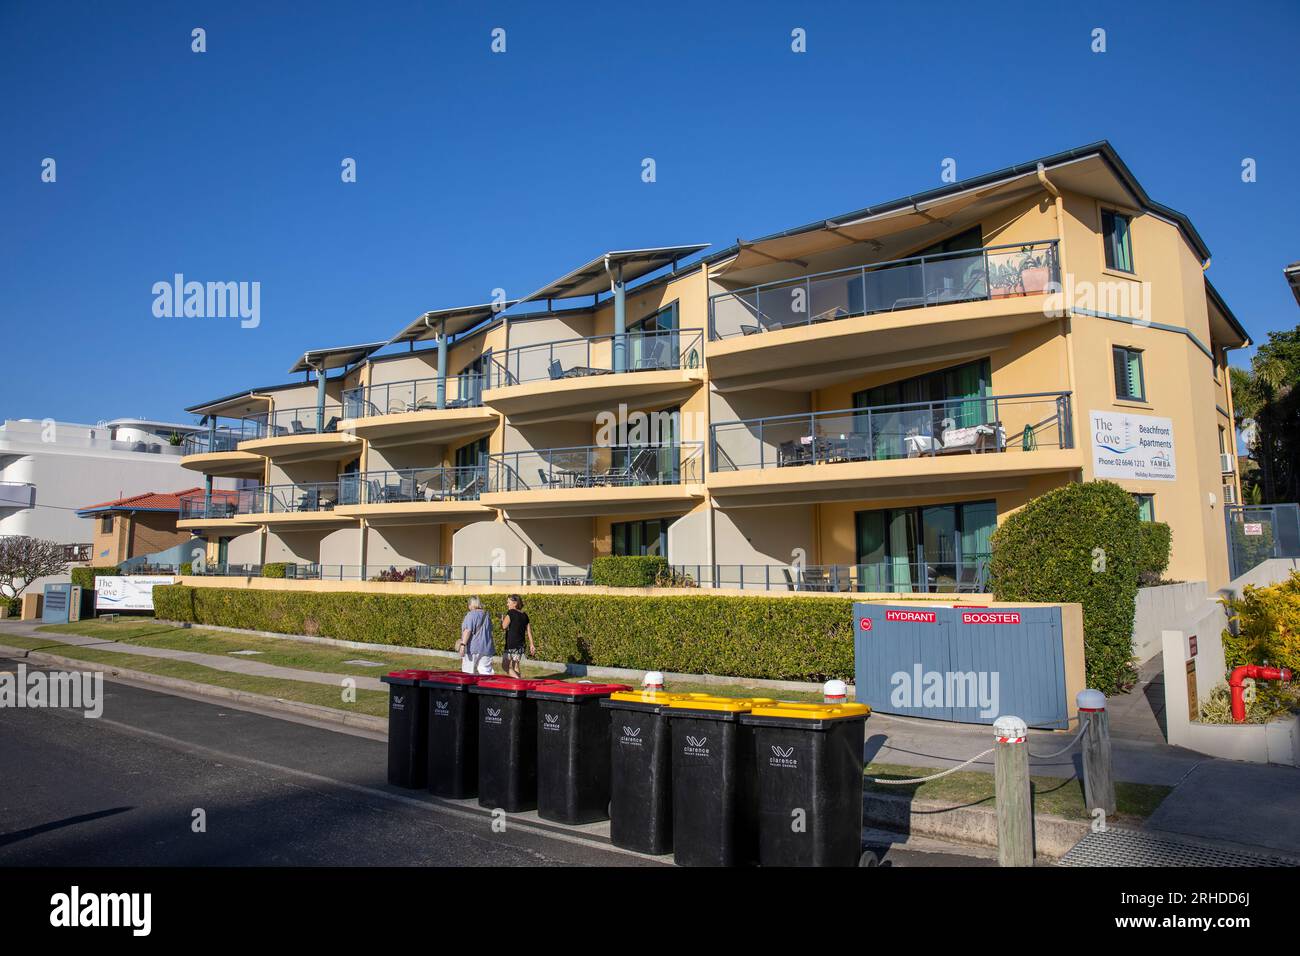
xmin=204 ymin=474 xmax=212 ymax=515
xmin=314 ymin=366 xmax=327 ymax=432
xmin=436 ymin=317 xmax=448 ymax=409
xmin=608 ymin=258 xmax=627 ymax=373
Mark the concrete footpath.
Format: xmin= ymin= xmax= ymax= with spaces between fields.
xmin=3 ymin=619 xmax=1298 ymax=858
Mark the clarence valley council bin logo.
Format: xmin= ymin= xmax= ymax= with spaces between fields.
xmin=769 ymin=745 xmax=798 ymax=769
xmin=619 ymin=725 xmax=644 ymax=747
xmin=683 ymin=735 xmax=710 ymax=757
xmin=542 ymin=713 xmax=561 ymax=732
xmin=484 ymin=707 xmax=503 ymax=725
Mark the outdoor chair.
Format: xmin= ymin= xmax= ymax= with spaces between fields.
xmin=890 ymin=270 xmax=986 ymax=311
xmin=323 ymin=416 xmax=340 ymax=433
xmin=548 ymin=359 xmax=565 ymax=380
xmin=531 ymin=565 xmax=561 ymax=585
xmin=289 ymin=420 xmax=309 ymax=435
xmin=398 ymin=477 xmax=418 ymax=501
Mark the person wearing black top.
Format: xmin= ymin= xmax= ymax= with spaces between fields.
xmin=500 ymin=594 xmax=536 ymax=678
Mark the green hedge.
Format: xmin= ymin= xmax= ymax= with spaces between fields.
xmin=70 ymin=566 xmax=120 ymax=590
xmin=4 ymin=596 xmax=19 ymax=617
xmin=989 ymin=480 xmax=1140 ymax=694
xmin=153 ymin=585 xmax=856 ymax=681
xmin=262 ymin=563 xmax=288 ymax=579
xmin=590 ymin=555 xmax=669 ymax=587
xmin=1136 ymin=521 xmax=1172 ymax=585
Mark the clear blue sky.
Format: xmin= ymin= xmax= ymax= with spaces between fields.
xmin=3 ymin=0 xmax=1297 ymax=424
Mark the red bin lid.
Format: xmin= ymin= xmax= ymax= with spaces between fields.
xmin=474 ymin=677 xmax=549 ymax=691
xmin=418 ymin=670 xmax=483 ymax=686
xmin=528 ymin=679 xmax=632 ymax=697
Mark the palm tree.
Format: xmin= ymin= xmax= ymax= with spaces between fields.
xmin=1232 ymin=355 xmax=1295 ymax=503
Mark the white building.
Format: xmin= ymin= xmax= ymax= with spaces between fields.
xmin=0 ymin=417 xmax=232 ymax=558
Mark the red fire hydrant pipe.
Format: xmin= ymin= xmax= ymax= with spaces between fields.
xmin=1229 ymin=665 xmax=1293 ymax=723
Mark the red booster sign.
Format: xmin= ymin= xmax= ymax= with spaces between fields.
xmin=960 ymin=610 xmax=1021 ymax=625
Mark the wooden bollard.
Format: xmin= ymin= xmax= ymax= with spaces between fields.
xmin=1078 ymin=689 xmax=1116 ymax=817
xmin=993 ymin=715 xmax=1033 ymax=867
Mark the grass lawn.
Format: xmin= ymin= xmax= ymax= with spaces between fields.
xmin=0 ymin=631 xmax=388 ymax=717
xmin=26 ymin=619 xmax=826 ymax=701
xmin=865 ymin=761 xmax=1170 ymax=824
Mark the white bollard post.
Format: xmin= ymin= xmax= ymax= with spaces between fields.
xmin=1077 ymin=689 xmax=1115 ymax=817
xmin=823 ymin=679 xmax=847 ymax=704
xmin=993 ymin=715 xmax=1033 ymax=867
xmin=642 ymin=671 xmax=664 ymax=692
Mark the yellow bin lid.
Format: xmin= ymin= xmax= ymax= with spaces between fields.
xmin=748 ymin=701 xmax=870 ymax=720
xmin=665 ymin=694 xmax=778 ymax=713
xmin=608 ymin=690 xmax=711 ymax=705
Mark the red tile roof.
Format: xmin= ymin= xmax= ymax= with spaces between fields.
xmin=76 ymin=487 xmax=241 ymax=515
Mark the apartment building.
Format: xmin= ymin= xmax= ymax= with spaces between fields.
xmin=177 ymin=142 xmax=1249 ymax=591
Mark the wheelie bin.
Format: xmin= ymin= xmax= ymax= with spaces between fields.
xmin=665 ymin=695 xmax=774 ymax=867
xmin=601 ymin=690 xmax=709 ymax=854
xmin=420 ymin=670 xmax=485 ymax=798
xmin=527 ymin=680 xmax=631 ymax=824
xmin=379 ymin=669 xmax=440 ymax=788
xmin=469 ymin=677 xmax=549 ymax=812
xmin=740 ymin=700 xmax=871 ymax=867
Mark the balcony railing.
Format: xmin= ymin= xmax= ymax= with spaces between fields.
xmin=258 ymin=481 xmax=343 ymax=514
xmin=240 ymin=404 xmax=344 ymax=440
xmin=708 ymin=240 xmax=1060 ymax=340
xmin=182 ymin=418 xmax=265 ymax=456
xmin=186 ymin=562 xmax=594 ymax=584
xmin=711 ymin=392 xmax=1072 ymax=472
xmin=342 ymin=375 xmax=485 ymax=419
xmin=339 ymin=467 xmax=486 ymax=505
xmin=487 ymin=329 xmax=704 ymax=388
xmin=669 ymin=558 xmax=991 ymax=594
xmin=488 ymin=442 xmax=705 ymax=492
xmin=178 ymin=489 xmax=264 ymax=521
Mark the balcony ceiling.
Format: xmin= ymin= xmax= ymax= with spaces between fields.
xmin=483 ymin=369 xmax=703 ymax=425
xmin=238 ymin=432 xmax=363 ymax=463
xmin=480 ymin=484 xmax=704 ymax=519
xmin=179 ymin=450 xmax=265 ymax=478
xmin=341 ymin=407 xmax=499 ymax=446
xmin=333 ymin=501 xmax=495 ymax=525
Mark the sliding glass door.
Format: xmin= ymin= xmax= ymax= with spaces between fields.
xmin=853 ymin=358 xmax=991 ymax=460
xmin=856 ymin=499 xmax=996 ymax=592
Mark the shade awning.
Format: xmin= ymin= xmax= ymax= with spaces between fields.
xmin=289 ymin=341 xmax=387 ymax=374
xmin=388 ymin=301 xmax=521 ymax=345
xmin=521 ymin=245 xmax=709 ymax=302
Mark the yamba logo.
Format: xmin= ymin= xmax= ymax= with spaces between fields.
xmin=619 ymin=724 xmax=643 ymax=747
xmin=485 ymin=706 xmax=503 ymax=725
xmin=683 ymin=734 xmax=710 ymax=757
xmin=769 ymin=744 xmax=798 ymax=769
xmin=542 ymin=712 xmax=561 ymax=732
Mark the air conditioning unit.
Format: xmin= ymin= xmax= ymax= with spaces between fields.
xmin=1223 ymin=483 xmax=1239 ymax=505
xmin=1220 ymin=452 xmax=1235 ymax=475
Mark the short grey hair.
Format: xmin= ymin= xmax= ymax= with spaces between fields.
xmin=467 ymin=596 xmax=482 ymax=610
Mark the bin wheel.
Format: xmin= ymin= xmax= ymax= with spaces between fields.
xmin=858 ymin=850 xmax=880 ymax=867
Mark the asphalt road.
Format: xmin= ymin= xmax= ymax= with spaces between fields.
xmin=0 ymin=656 xmax=987 ymax=867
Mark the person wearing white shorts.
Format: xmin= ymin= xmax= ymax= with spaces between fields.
xmin=457 ymin=596 xmax=495 ymax=676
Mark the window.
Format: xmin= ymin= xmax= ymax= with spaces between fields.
xmin=1102 ymin=209 xmax=1134 ymax=273
xmin=1112 ymin=346 xmax=1145 ymax=401
xmin=611 ymin=517 xmax=676 ymax=557
xmin=853 ymin=359 xmax=992 ymax=458
xmin=1218 ymin=426 xmax=1227 ymax=455
xmin=99 ymin=515 xmax=113 ymax=534
xmin=1133 ymin=494 xmax=1155 ymax=522
xmin=454 ymin=437 xmax=488 ymax=471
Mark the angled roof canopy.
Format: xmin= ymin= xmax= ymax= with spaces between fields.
xmin=289 ymin=341 xmax=387 ymax=374
xmin=388 ymin=301 xmax=521 ymax=346
xmin=520 ymin=245 xmax=710 ymax=303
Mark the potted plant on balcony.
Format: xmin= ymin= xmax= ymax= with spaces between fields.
xmin=989 ymin=246 xmax=1050 ymax=298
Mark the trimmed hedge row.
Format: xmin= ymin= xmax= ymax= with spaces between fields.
xmin=590 ymin=555 xmax=669 ymax=587
xmin=154 ymin=585 xmax=856 ymax=681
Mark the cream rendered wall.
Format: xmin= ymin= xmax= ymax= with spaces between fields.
xmin=365 ymin=523 xmax=442 ymax=567
xmin=1058 ymin=190 xmax=1231 ymax=587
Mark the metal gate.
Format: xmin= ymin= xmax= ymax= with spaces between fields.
xmin=1225 ymin=503 xmax=1300 ymax=578
xmin=853 ymin=603 xmax=1068 ymax=729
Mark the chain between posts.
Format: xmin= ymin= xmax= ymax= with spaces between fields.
xmin=869 ymin=747 xmax=995 ymax=785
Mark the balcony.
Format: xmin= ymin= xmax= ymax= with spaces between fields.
xmin=482 ymin=442 xmax=706 ymax=517
xmin=237 ymin=404 xmax=361 ymax=463
xmin=180 ymin=419 xmax=265 ymax=477
xmin=333 ymin=467 xmax=493 ymax=524
xmin=483 ymin=329 xmax=705 ymax=424
xmin=0 ymin=481 xmax=35 ymax=510
xmin=340 ymin=376 xmax=498 ymax=445
xmin=670 ymin=558 xmax=991 ymax=594
xmin=707 ymin=241 xmax=1060 ymax=390
xmin=709 ymin=392 xmax=1079 ymax=505
xmin=246 ymin=481 xmax=357 ymax=528
xmin=177 ymin=489 xmax=262 ymax=529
